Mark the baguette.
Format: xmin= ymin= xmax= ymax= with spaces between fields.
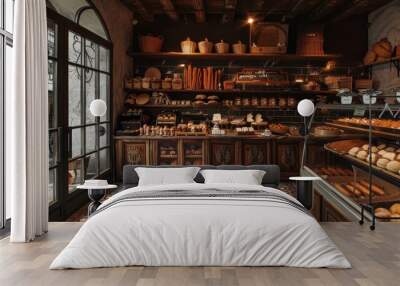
xmin=334 ymin=183 xmax=352 ymax=197
xmin=351 ymin=181 xmax=370 ymax=196
xmin=359 ymin=180 xmax=385 ymax=196
xmin=188 ymin=65 xmax=192 ymax=89
xmin=208 ymin=67 xmax=212 ymax=90
xmin=345 ymin=183 xmax=362 ymax=197
xmin=192 ymin=67 xmax=197 ymax=90
xmin=183 ymin=66 xmax=187 ymax=89
xmin=203 ymin=68 xmax=207 ymax=89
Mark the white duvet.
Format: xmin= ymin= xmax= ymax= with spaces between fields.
xmin=50 ymin=183 xmax=351 ymax=269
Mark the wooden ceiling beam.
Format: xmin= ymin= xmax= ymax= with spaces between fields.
xmin=310 ymin=0 xmax=343 ymax=21
xmin=222 ymin=0 xmax=237 ymax=23
xmin=121 ymin=0 xmax=154 ymax=22
xmin=330 ymin=0 xmax=372 ymax=22
xmin=159 ymin=0 xmax=179 ymax=21
xmin=193 ymin=0 xmax=206 ymax=23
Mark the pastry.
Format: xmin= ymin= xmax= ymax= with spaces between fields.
xmin=390 ymin=213 xmax=400 ymax=218
xmin=396 ymin=154 xmax=400 ymax=161
xmin=396 ymin=148 xmax=400 ymax=153
xmin=348 ymin=147 xmax=360 ymax=156
xmin=356 ymin=150 xmax=368 ymax=160
xmin=376 ymin=158 xmax=389 ymax=168
xmin=375 ymin=208 xmax=391 ymax=218
xmin=386 ymin=161 xmax=400 ymax=173
xmin=371 ymin=146 xmax=378 ymax=153
xmin=334 ymin=183 xmax=352 ymax=197
xmin=382 ymin=152 xmax=396 ymax=161
xmin=195 ymin=94 xmax=207 ymax=101
xmin=389 ymin=203 xmax=400 ymax=215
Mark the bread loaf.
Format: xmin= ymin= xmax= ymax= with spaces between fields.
xmin=385 ymin=160 xmax=400 ymax=173
xmin=371 ymin=146 xmax=378 ymax=153
xmin=375 ymin=208 xmax=391 ymax=218
xmin=366 ymin=153 xmax=378 ymax=164
xmin=363 ymin=51 xmax=376 ymax=65
xmin=382 ymin=152 xmax=396 ymax=161
xmin=378 ymin=150 xmax=387 ymax=156
xmin=385 ymin=147 xmax=396 ymax=152
xmin=348 ymin=147 xmax=360 ymax=156
xmin=356 ymin=150 xmax=368 ymax=160
xmin=362 ymin=144 xmax=369 ymax=151
xmin=389 ymin=203 xmax=400 ymax=215
xmin=372 ymin=38 xmax=392 ymax=58
xmin=376 ymin=158 xmax=390 ymax=168
xmin=377 ymin=144 xmax=386 ymax=150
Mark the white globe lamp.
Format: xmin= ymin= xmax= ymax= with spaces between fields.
xmin=90 ymin=99 xmax=107 ymax=117
xmin=297 ymin=99 xmax=315 ymax=117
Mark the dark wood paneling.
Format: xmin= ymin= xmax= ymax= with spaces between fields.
xmin=209 ymin=140 xmax=238 ymax=165
xmin=242 ymin=141 xmax=270 ymax=165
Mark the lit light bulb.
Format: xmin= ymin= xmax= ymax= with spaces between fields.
xmin=247 ymin=17 xmax=254 ymax=24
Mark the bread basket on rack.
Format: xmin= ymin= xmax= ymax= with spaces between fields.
xmin=232 ymin=41 xmax=246 ymax=54
xmin=181 ymin=37 xmax=197 ymax=53
xmin=215 ymin=40 xmax=229 ymax=54
xmin=198 ymin=38 xmax=213 ymax=54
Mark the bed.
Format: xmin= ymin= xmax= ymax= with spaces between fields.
xmin=50 ymin=165 xmax=351 ymax=269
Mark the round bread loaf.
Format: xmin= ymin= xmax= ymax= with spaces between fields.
xmin=396 ymin=148 xmax=400 ymax=153
xmin=389 ymin=203 xmax=400 ymax=215
xmin=356 ymin=150 xmax=368 ymax=160
xmin=195 ymin=94 xmax=207 ymax=100
xmin=348 ymin=147 xmax=360 ymax=156
xmin=362 ymin=144 xmax=369 ymax=151
xmin=376 ymin=158 xmax=390 ymax=168
xmin=382 ymin=152 xmax=396 ymax=161
xmin=396 ymin=154 xmax=400 ymax=161
xmin=386 ymin=161 xmax=400 ymax=173
xmin=391 ymin=213 xmax=400 ymax=218
xmin=375 ymin=208 xmax=391 ymax=218
xmin=371 ymin=146 xmax=378 ymax=153
xmin=363 ymin=51 xmax=376 ymax=65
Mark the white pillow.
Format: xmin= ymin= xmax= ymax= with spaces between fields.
xmin=200 ymin=169 xmax=266 ymax=185
xmin=135 ymin=167 xmax=200 ymax=186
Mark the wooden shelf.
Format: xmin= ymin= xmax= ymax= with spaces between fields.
xmin=325 ymin=146 xmax=400 ymax=187
xmin=325 ymin=122 xmax=400 ymax=141
xmin=128 ymin=52 xmax=341 ymax=64
xmin=125 ymin=88 xmax=337 ymax=96
xmin=127 ymin=104 xmax=297 ymax=110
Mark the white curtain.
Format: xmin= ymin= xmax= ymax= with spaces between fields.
xmin=7 ymin=0 xmax=49 ymax=242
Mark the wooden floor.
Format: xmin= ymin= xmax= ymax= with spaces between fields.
xmin=0 ymin=222 xmax=399 ymax=286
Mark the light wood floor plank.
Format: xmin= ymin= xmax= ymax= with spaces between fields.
xmin=0 ymin=222 xmax=399 ymax=286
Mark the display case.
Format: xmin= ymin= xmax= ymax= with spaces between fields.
xmin=303 ymin=102 xmax=400 ymax=228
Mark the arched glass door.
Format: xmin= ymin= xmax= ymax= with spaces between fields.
xmin=47 ymin=1 xmax=112 ymax=220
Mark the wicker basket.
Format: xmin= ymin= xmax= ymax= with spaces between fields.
xmin=324 ymin=76 xmax=353 ymax=91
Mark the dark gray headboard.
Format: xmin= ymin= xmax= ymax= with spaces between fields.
xmin=122 ymin=165 xmax=280 ymax=188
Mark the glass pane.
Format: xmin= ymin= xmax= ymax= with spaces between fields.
xmin=49 ymin=131 xmax=58 ymax=167
xmin=5 ymin=0 xmax=14 ymax=33
xmin=47 ymin=0 xmax=88 ymax=22
xmin=99 ymin=123 xmax=109 ymax=148
xmin=69 ymin=65 xmax=82 ymax=126
xmin=48 ymin=60 xmax=57 ymax=128
xmin=99 ymin=73 xmax=109 ymax=121
xmin=69 ymin=32 xmax=82 ymax=64
xmin=79 ymin=9 xmax=108 ymax=40
xmin=85 ymin=153 xmax=97 ymax=179
xmin=49 ymin=169 xmax=57 ymax=204
xmin=84 ymin=39 xmax=98 ymax=69
xmin=85 ymin=125 xmax=96 ymax=153
xmin=70 ymin=128 xmax=82 ymax=158
xmin=99 ymin=46 xmax=109 ymax=72
xmin=100 ymin=148 xmax=110 ymax=173
xmin=68 ymin=158 xmax=84 ymax=193
xmin=85 ymin=69 xmax=96 ymax=123
xmin=48 ymin=21 xmax=57 ymax=57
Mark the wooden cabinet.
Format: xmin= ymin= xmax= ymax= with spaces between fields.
xmin=242 ymin=141 xmax=271 ymax=165
xmin=154 ymin=139 xmax=179 ymax=165
xmin=209 ymin=140 xmax=238 ymax=165
xmin=115 ymin=139 xmax=149 ymax=181
xmin=181 ymin=140 xmax=207 ymax=165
